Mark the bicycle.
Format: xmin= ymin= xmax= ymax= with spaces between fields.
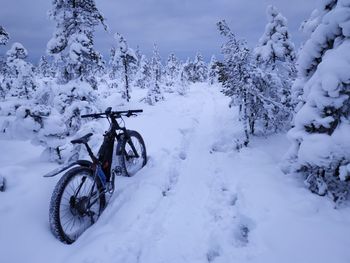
xmin=44 ymin=107 xmax=147 ymax=244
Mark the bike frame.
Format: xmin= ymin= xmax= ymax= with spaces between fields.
xmin=44 ymin=113 xmax=141 ymax=211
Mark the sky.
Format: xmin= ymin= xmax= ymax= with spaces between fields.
xmin=0 ymin=0 xmax=321 ymax=63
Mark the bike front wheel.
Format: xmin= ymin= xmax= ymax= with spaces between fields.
xmin=49 ymin=166 xmax=106 ymax=244
xmin=117 ymin=130 xmax=147 ymax=177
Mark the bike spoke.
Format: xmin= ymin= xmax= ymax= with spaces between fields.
xmin=58 ymin=173 xmax=102 ymax=241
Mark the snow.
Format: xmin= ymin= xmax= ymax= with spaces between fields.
xmin=1 ymin=83 xmax=350 ymax=263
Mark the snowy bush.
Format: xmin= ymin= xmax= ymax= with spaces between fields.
xmin=284 ymin=0 xmax=350 ymax=202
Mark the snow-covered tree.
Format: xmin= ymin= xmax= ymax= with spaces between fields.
xmin=134 ymin=45 xmax=142 ymax=71
xmin=4 ymin=43 xmax=36 ymax=99
xmin=107 ymin=47 xmax=120 ymax=89
xmin=145 ymin=44 xmax=164 ymax=105
xmin=255 ymin=5 xmax=296 ymax=70
xmin=0 ymin=26 xmax=9 ymax=46
xmin=292 ymin=1 xmax=336 ymax=109
xmin=164 ymin=53 xmax=180 ymax=91
xmin=36 ymin=56 xmax=55 ymax=78
xmin=283 ymin=0 xmax=350 ymax=202
xmin=47 ymin=0 xmax=106 ymax=86
xmin=217 ymin=20 xmax=286 ymax=145
xmin=208 ymin=55 xmax=219 ymax=85
xmin=191 ymin=52 xmax=207 ymax=82
xmin=182 ymin=58 xmax=194 ymax=83
xmin=177 ymin=63 xmax=190 ymax=95
xmin=28 ymin=0 xmax=106 ymax=162
xmin=254 ymin=5 xmax=296 ymax=128
xmin=150 ymin=44 xmax=163 ymax=83
xmin=134 ymin=55 xmax=151 ymax=89
xmin=0 ymin=25 xmax=9 ymax=99
xmin=113 ymin=33 xmax=138 ymax=101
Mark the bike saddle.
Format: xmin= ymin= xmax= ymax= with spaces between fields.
xmin=71 ymin=133 xmax=93 ymax=144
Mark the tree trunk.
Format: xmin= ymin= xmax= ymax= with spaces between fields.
xmin=123 ymin=56 xmax=130 ymax=102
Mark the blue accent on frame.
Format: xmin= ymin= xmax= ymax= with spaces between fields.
xmin=97 ymin=166 xmax=107 ymax=186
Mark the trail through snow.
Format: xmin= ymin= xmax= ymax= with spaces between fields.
xmin=1 ymin=84 xmax=350 ymax=263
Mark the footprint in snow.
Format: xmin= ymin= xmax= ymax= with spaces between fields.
xmin=233 ymin=214 xmax=256 ymax=247
xmin=206 ymin=248 xmax=220 ymax=262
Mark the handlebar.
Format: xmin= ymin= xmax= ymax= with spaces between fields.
xmin=81 ymin=109 xmax=143 ymax=119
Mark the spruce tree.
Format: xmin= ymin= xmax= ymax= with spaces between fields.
xmin=208 ymin=55 xmax=219 ymax=85
xmin=145 ymin=44 xmax=164 ymax=105
xmin=192 ymin=52 xmax=207 ymax=82
xmin=0 ymin=26 xmax=9 ymax=46
xmin=4 ymin=43 xmax=36 ymax=99
xmin=217 ymin=20 xmax=283 ymax=145
xmin=47 ymin=0 xmax=106 ymax=85
xmin=164 ymin=53 xmax=180 ymax=91
xmin=38 ymin=0 xmax=106 ymax=161
xmin=284 ymin=0 xmax=350 ymax=202
xmin=36 ymin=56 xmax=55 ymax=78
xmin=177 ymin=63 xmax=190 ymax=95
xmin=0 ymin=25 xmax=9 ymax=99
xmin=182 ymin=58 xmax=194 ymax=83
xmin=107 ymin=47 xmax=120 ymax=89
xmin=255 ymin=5 xmax=296 ymax=69
xmin=134 ymin=55 xmax=151 ymax=90
xmin=254 ymin=5 xmax=297 ymax=129
xmin=114 ymin=33 xmax=138 ymax=101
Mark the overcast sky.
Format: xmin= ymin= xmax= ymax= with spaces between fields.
xmin=0 ymin=0 xmax=320 ymax=63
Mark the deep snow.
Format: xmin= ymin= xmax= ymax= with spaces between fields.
xmin=1 ymin=83 xmax=350 ymax=263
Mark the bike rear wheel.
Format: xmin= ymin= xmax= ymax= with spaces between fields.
xmin=117 ymin=130 xmax=147 ymax=177
xmin=49 ymin=166 xmax=106 ymax=244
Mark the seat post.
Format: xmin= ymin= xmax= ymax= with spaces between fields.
xmin=84 ymin=143 xmax=97 ymax=162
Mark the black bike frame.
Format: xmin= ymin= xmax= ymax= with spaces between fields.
xmin=94 ymin=114 xmax=139 ymax=181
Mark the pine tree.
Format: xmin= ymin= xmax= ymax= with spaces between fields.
xmin=0 ymin=26 xmax=9 ymax=46
xmin=164 ymin=53 xmax=180 ymax=91
xmin=254 ymin=5 xmax=296 ymax=129
xmin=284 ymin=0 xmax=350 ymax=202
xmin=107 ymin=47 xmax=120 ymax=89
xmin=208 ymin=55 xmax=219 ymax=85
xmin=182 ymin=58 xmax=194 ymax=83
xmin=114 ymin=33 xmax=138 ymax=101
xmin=134 ymin=55 xmax=151 ymax=89
xmin=4 ymin=42 xmax=36 ymax=99
xmin=36 ymin=56 xmax=55 ymax=78
xmin=292 ymin=1 xmax=336 ymax=108
xmin=255 ymin=5 xmax=296 ymax=69
xmin=176 ymin=63 xmax=190 ymax=95
xmin=217 ymin=20 xmax=282 ymax=145
xmin=36 ymin=0 xmax=106 ymax=162
xmin=191 ymin=52 xmax=207 ymax=82
xmin=0 ymin=25 xmax=9 ymax=99
xmin=47 ymin=0 xmax=106 ymax=86
xmin=145 ymin=44 xmax=164 ymax=105
xmin=151 ymin=44 xmax=163 ymax=83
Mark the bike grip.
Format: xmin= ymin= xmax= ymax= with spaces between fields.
xmin=132 ymin=109 xmax=143 ymax=113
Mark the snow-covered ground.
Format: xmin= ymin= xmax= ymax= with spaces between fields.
xmin=1 ymin=84 xmax=350 ymax=263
